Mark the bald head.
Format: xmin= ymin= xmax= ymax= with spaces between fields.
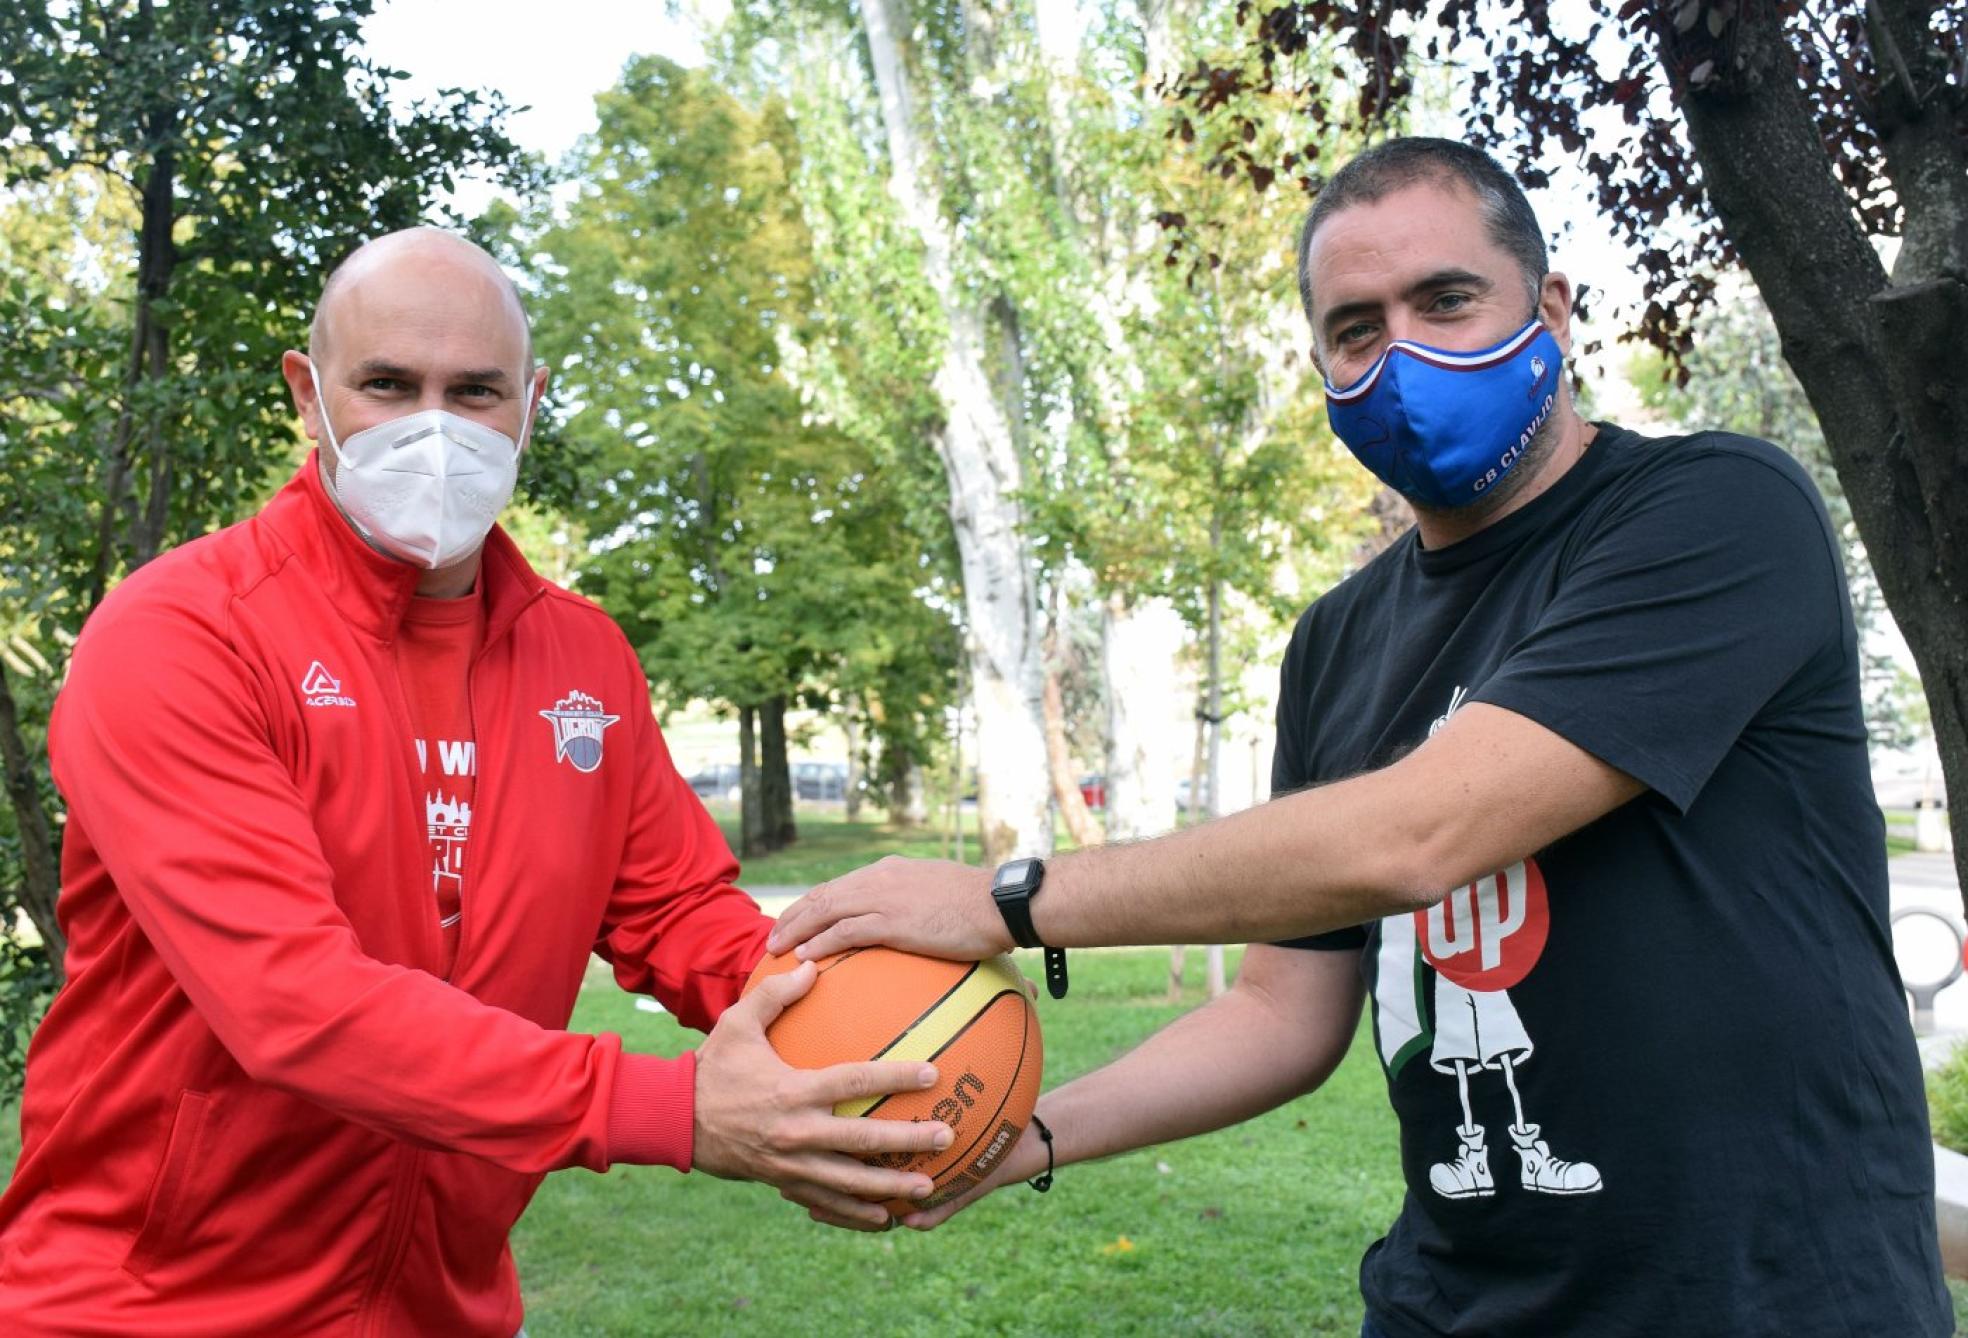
xmin=309 ymin=227 xmax=532 ymax=368
xmin=283 ymin=226 xmax=547 ymax=517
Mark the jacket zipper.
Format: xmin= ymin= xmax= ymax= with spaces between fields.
xmin=349 ymin=641 xmax=443 ymax=1335
xmin=354 ymin=1144 xmax=425 ymax=1338
xmin=448 ymin=654 xmax=482 ymax=981
xmin=356 ymin=592 xmax=535 ymax=1330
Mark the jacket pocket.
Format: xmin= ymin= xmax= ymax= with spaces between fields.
xmin=123 ymin=1088 xmax=213 ymax=1280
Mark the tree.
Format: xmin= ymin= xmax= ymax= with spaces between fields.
xmin=523 ymin=55 xmax=956 ymax=856
xmin=1166 ymin=0 xmax=1968 ymax=905
xmin=0 ymin=0 xmax=530 ymax=988
xmin=845 ymin=0 xmax=1059 ymax=865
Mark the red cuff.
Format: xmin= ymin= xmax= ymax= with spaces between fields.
xmin=605 ymin=1049 xmax=696 ymax=1171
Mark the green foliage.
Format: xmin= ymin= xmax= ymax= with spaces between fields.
xmin=1016 ymin=5 xmax=1376 ymax=631
xmin=0 ymin=3 xmax=541 ymax=628
xmin=523 ymin=55 xmax=957 ymax=762
xmin=0 ymin=1 xmax=531 ymax=1003
xmin=1929 ymin=1042 xmax=1968 ymax=1156
xmin=1627 ymin=290 xmax=1924 ymax=753
xmin=0 ymin=932 xmax=56 ymax=1108
xmin=729 ymin=1 xmax=1377 ymax=788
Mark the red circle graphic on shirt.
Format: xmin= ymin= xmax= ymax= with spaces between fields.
xmin=1415 ymin=858 xmax=1551 ymax=992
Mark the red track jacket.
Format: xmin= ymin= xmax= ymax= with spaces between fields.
xmin=0 ymin=458 xmax=772 ymax=1335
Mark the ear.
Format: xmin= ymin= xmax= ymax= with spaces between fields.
xmin=1539 ymin=271 xmax=1576 ymax=358
xmin=280 ymin=350 xmax=323 ymax=443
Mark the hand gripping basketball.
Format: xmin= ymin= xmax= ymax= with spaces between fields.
xmin=743 ymin=946 xmax=1043 ymax=1231
xmin=692 ymin=961 xmax=955 ymax=1229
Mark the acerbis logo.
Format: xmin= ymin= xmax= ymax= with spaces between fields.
xmin=300 ymin=660 xmax=356 ymax=709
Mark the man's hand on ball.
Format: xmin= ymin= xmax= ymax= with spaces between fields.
xmin=766 ymin=857 xmax=1010 ymax=962
xmin=896 ymin=1121 xmax=1050 ymax=1231
xmin=692 ymin=961 xmax=954 ymax=1228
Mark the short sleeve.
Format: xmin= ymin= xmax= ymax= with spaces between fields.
xmin=1270 ymin=612 xmax=1371 ymax=952
xmin=1472 ymin=444 xmax=1847 ymax=814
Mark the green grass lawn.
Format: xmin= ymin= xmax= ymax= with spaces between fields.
xmin=712 ymin=805 xmax=989 ymax=886
xmin=6 ymin=945 xmax=1968 ymax=1332
xmin=510 ymin=948 xmax=1403 ymax=1336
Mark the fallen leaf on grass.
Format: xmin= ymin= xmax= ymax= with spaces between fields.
xmin=1098 ymin=1235 xmax=1136 ymax=1256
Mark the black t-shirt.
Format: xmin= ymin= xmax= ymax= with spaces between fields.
xmin=1275 ymin=424 xmax=1946 ymax=1337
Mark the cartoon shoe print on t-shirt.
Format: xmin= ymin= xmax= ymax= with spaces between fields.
xmin=1377 ymin=687 xmax=1602 ymax=1202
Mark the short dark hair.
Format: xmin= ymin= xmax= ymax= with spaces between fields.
xmin=1295 ymin=137 xmax=1548 ymax=330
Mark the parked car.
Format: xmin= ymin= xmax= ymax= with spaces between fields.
xmin=686 ymin=763 xmax=742 ymax=801
xmin=792 ymin=760 xmax=849 ymax=802
xmin=1077 ymin=774 xmax=1106 ymax=811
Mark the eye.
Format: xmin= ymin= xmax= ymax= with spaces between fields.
xmin=1335 ymin=321 xmax=1377 ymax=347
xmin=1430 ymin=292 xmax=1472 ymax=314
xmin=362 ymin=377 xmax=406 ymax=393
xmin=455 ymin=384 xmax=497 ymax=401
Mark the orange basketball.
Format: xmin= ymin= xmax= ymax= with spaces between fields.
xmin=743 ymin=946 xmax=1043 ymax=1217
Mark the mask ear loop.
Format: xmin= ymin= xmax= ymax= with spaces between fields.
xmin=307 ymin=360 xmax=354 ymax=469
xmin=515 ymin=372 xmax=537 ymax=454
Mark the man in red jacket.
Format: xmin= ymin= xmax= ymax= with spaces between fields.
xmin=0 ymin=229 xmax=949 ymax=1336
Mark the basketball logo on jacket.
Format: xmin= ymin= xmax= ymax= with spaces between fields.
xmin=538 ymin=690 xmax=620 ymax=773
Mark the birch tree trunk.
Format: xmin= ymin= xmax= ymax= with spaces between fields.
xmin=842 ymin=704 xmax=863 ymax=822
xmin=1037 ymin=0 xmax=1197 ymax=985
xmin=1034 ymin=0 xmax=1191 ymax=843
xmin=858 ymin=0 xmax=1052 ymax=865
xmin=738 ymin=704 xmax=762 ymax=860
xmin=1102 ymin=594 xmax=1186 ymax=844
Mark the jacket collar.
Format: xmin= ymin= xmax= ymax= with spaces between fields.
xmin=259 ymin=451 xmax=550 ymax=646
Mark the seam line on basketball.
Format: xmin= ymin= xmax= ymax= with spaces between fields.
xmin=848 ymin=987 xmax=1021 ymax=1122
xmin=815 ymin=948 xmax=866 ymax=978
xmin=865 ymin=960 xmax=981 ymax=1065
xmin=923 ymin=991 xmax=1033 ymax=1177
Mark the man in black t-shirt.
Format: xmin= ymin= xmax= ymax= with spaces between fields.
xmin=769 ymin=138 xmax=1948 ymax=1337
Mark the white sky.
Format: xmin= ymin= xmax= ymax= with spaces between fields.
xmin=359 ymin=0 xmax=721 ymax=208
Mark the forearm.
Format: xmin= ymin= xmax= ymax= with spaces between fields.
xmin=1034 ymin=966 xmax=1360 ymax=1170
xmin=1036 ymin=767 xmax=1424 ymax=949
xmin=1035 ymin=702 xmax=1644 ymax=948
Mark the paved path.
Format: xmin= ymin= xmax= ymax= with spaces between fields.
xmin=746 ymin=885 xmax=807 ymax=919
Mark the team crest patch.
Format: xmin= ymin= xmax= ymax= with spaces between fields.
xmin=539 ymin=690 xmax=621 ymax=773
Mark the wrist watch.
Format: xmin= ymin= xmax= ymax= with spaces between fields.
xmin=991 ymin=857 xmax=1069 ymax=998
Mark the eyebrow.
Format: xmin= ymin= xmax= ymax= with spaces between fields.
xmin=1321 ymin=268 xmax=1495 ymax=339
xmin=350 ymin=359 xmax=509 ymax=385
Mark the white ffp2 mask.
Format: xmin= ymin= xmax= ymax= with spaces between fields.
xmin=309 ymin=361 xmax=531 ymax=570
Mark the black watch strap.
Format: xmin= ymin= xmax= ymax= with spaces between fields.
xmin=992 ymin=858 xmax=1069 ymax=998
xmin=1042 ymin=946 xmax=1069 ymax=1000
xmin=994 ymin=882 xmax=1042 ymax=951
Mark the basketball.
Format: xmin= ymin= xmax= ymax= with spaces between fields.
xmin=743 ymin=946 xmax=1043 ymax=1216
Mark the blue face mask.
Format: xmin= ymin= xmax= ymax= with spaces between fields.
xmin=1323 ymin=319 xmax=1564 ymax=511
